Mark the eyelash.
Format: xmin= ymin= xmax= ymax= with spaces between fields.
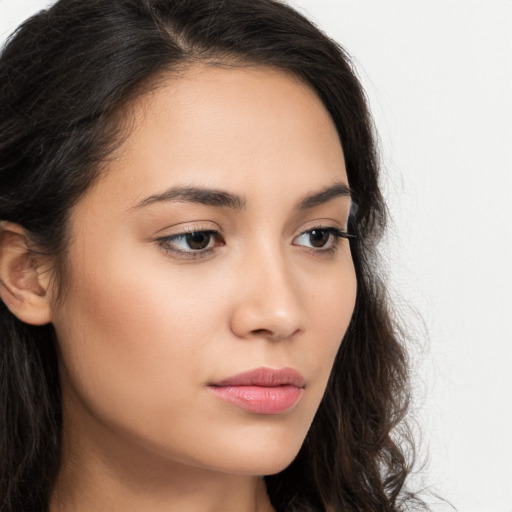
xmin=156 ymin=226 xmax=355 ymax=260
xmin=156 ymin=228 xmax=223 ymax=260
xmin=294 ymin=227 xmax=355 ymax=257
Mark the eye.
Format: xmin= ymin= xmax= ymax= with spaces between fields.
xmin=293 ymin=227 xmax=353 ymax=251
xmin=181 ymin=231 xmax=214 ymax=250
xmin=157 ymin=229 xmax=223 ymax=256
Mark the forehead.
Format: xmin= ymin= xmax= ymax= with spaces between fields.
xmin=86 ymin=65 xmax=347 ymax=211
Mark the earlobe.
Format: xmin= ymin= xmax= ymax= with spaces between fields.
xmin=0 ymin=221 xmax=52 ymax=326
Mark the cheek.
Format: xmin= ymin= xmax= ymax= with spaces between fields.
xmin=55 ymin=257 xmax=213 ymax=386
xmin=293 ymin=256 xmax=357 ymax=399
xmin=51 ymin=244 xmax=223 ymax=438
xmin=306 ymin=255 xmax=356 ymax=340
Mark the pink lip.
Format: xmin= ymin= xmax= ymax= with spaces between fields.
xmin=208 ymin=367 xmax=305 ymax=415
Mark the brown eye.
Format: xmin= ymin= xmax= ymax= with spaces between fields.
xmin=158 ymin=230 xmax=221 ymax=256
xmin=308 ymin=229 xmax=331 ymax=248
xmin=293 ymin=227 xmax=352 ymax=252
xmin=185 ymin=231 xmax=212 ymax=250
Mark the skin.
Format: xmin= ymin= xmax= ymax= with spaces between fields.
xmin=0 ymin=65 xmax=357 ymax=512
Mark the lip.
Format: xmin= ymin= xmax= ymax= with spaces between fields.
xmin=208 ymin=367 xmax=305 ymax=415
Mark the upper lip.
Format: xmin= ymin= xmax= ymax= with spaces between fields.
xmin=210 ymin=367 xmax=306 ymax=388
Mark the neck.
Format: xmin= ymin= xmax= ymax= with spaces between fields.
xmin=51 ymin=400 xmax=275 ymax=512
xmin=51 ymin=445 xmax=274 ymax=512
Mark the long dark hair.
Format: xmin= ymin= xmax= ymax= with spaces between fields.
xmin=0 ymin=1 xmax=423 ymax=510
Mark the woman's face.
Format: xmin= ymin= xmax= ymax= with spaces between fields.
xmin=50 ymin=66 xmax=357 ymax=477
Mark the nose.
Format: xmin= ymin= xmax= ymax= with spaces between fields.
xmin=229 ymin=246 xmax=307 ymax=341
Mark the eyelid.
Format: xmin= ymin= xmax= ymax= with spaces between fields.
xmin=292 ymin=219 xmax=353 ymax=238
xmin=153 ymin=220 xmax=222 ymax=238
xmin=292 ymin=227 xmax=352 ymax=248
xmin=154 ymin=224 xmax=225 ymax=259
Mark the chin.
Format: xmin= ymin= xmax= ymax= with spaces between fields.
xmin=219 ymin=453 xmax=298 ymax=477
xmin=206 ymin=429 xmax=306 ymax=477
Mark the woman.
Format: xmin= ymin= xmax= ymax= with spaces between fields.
xmin=0 ymin=0 xmax=423 ymax=510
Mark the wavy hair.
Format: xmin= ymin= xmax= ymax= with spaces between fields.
xmin=0 ymin=0 xmax=423 ymax=510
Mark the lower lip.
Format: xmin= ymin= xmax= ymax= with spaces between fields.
xmin=209 ymin=385 xmax=303 ymax=414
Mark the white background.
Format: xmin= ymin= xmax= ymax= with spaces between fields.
xmin=1 ymin=1 xmax=511 ymax=511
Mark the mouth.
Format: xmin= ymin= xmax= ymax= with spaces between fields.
xmin=208 ymin=367 xmax=306 ymax=415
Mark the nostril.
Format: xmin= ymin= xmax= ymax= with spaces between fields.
xmin=251 ymin=328 xmax=273 ymax=336
xmin=249 ymin=327 xmax=301 ymax=341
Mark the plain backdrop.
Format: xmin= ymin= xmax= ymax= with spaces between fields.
xmin=1 ymin=1 xmax=511 ymax=511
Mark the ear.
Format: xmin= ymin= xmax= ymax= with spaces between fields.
xmin=0 ymin=221 xmax=53 ymax=325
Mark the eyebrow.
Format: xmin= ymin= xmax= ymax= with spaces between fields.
xmin=296 ymin=181 xmax=352 ymax=210
xmin=133 ymin=181 xmax=351 ymax=211
xmin=134 ymin=185 xmax=247 ymax=210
